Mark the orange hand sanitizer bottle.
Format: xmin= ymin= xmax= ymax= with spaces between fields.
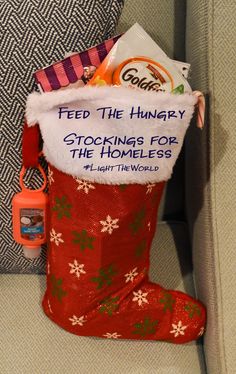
xmin=12 ymin=163 xmax=48 ymax=259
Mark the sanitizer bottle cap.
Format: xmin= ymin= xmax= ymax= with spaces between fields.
xmin=22 ymin=246 xmax=42 ymax=259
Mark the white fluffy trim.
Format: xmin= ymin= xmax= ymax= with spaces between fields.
xmin=26 ymin=86 xmax=197 ymax=184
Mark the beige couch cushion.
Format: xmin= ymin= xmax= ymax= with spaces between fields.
xmin=186 ymin=1 xmax=236 ymax=373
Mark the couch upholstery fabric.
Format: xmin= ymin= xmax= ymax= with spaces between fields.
xmin=0 ymin=0 xmax=124 ymax=273
xmin=186 ymin=1 xmax=236 ymax=373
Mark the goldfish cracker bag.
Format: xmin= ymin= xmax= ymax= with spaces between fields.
xmin=89 ymin=23 xmax=191 ymax=93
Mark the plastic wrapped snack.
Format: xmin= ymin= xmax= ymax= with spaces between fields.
xmin=89 ymin=23 xmax=191 ymax=93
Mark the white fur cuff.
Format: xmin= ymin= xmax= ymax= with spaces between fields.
xmin=26 ymin=86 xmax=197 ymax=184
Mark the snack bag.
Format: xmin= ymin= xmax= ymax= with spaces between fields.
xmin=89 ymin=23 xmax=191 ymax=93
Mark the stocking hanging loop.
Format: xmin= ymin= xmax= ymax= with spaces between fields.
xmin=22 ymin=119 xmax=41 ymax=168
xmin=19 ymin=157 xmax=47 ymax=193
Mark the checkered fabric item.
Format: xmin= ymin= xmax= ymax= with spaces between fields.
xmin=0 ymin=0 xmax=123 ymax=273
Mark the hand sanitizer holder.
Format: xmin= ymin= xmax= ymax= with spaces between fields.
xmin=12 ymin=160 xmax=49 ymax=259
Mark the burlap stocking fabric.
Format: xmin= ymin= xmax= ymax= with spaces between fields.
xmin=26 ymin=86 xmax=206 ymax=342
xmin=42 ymin=166 xmax=205 ymax=342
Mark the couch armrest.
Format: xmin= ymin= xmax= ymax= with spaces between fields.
xmin=185 ymin=2 xmax=236 ymax=374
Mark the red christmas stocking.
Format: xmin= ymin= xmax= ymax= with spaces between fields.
xmin=26 ymin=86 xmax=206 ymax=342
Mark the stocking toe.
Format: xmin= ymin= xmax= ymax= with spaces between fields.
xmin=167 ymin=290 xmax=206 ymax=343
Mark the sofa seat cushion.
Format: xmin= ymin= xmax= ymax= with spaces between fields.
xmin=0 ymin=223 xmax=205 ymax=374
